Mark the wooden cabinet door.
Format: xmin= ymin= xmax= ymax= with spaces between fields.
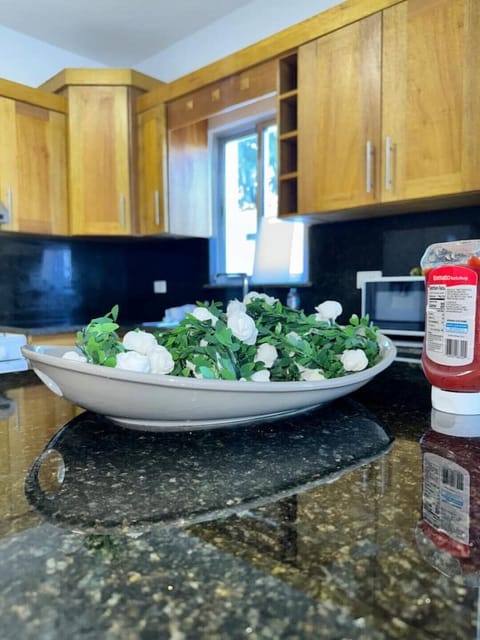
xmin=68 ymin=86 xmax=134 ymax=235
xmin=297 ymin=13 xmax=382 ymax=215
xmin=168 ymin=121 xmax=211 ymax=237
xmin=137 ymin=104 xmax=168 ymax=234
xmin=0 ymin=97 xmax=68 ymax=235
xmin=382 ymin=0 xmax=480 ymax=202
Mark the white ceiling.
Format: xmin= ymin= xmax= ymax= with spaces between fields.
xmin=0 ymin=0 xmax=255 ymax=66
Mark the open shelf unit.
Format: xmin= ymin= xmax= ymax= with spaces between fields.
xmin=277 ymin=52 xmax=298 ymax=216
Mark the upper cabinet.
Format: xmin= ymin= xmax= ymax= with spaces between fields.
xmin=381 ymin=0 xmax=480 ymax=202
xmin=297 ymin=13 xmax=381 ymax=215
xmin=40 ymin=69 xmax=162 ymax=236
xmin=137 ymin=104 xmax=169 ymax=234
xmin=284 ymin=0 xmax=480 ymax=219
xmin=0 ymin=81 xmax=68 ymax=235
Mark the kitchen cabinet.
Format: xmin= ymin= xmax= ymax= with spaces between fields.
xmin=381 ymin=0 xmax=480 ymax=202
xmin=0 ymin=87 xmax=68 ymax=235
xmin=137 ymin=104 xmax=169 ymax=234
xmin=40 ymin=69 xmax=162 ymax=236
xmin=286 ymin=0 xmax=480 ymax=219
xmin=297 ymin=13 xmax=382 ymax=215
xmin=168 ymin=121 xmax=211 ymax=237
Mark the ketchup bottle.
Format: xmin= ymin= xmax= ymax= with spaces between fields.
xmin=421 ymin=240 xmax=480 ymax=414
xmin=417 ymin=410 xmax=480 ymax=584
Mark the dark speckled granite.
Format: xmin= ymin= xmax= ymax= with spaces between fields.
xmin=0 ymin=362 xmax=479 ymax=639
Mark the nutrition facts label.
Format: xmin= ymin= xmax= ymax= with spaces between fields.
xmin=425 ymin=266 xmax=476 ymax=366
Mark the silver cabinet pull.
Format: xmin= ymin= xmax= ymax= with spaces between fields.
xmin=365 ymin=141 xmax=373 ymax=193
xmin=119 ymin=193 xmax=126 ymax=227
xmin=154 ymin=190 xmax=160 ymax=226
xmin=7 ymin=185 xmax=13 ymax=219
xmin=385 ymin=136 xmax=393 ymax=190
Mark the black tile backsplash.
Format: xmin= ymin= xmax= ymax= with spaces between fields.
xmin=0 ymin=232 xmax=209 ymax=328
xmin=1 ymin=205 xmax=479 ymax=329
xmin=302 ymin=205 xmax=480 ymax=321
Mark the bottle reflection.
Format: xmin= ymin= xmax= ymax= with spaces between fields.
xmin=416 ymin=408 xmax=480 ymax=586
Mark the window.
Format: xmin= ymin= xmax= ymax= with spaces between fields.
xmin=209 ymin=107 xmax=308 ymax=286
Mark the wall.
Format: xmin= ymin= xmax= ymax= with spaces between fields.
xmin=0 ymin=25 xmax=104 ymax=86
xmin=0 ymin=1 xmax=342 ymax=86
xmin=137 ymin=0 xmax=341 ymax=82
xmin=0 ymin=233 xmax=209 ymax=329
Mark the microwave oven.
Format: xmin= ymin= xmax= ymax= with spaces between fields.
xmin=360 ymin=275 xmax=426 ymax=362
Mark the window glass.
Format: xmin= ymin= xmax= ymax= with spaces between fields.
xmin=210 ymin=116 xmax=308 ymax=284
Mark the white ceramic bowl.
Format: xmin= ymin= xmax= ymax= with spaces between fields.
xmin=22 ymin=336 xmax=396 ymax=431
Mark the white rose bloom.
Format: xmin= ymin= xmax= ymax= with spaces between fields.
xmin=340 ymin=349 xmax=369 ymax=372
xmin=250 ymin=369 xmax=271 ymax=382
xmin=243 ymin=291 xmax=278 ymax=306
xmin=122 ymin=330 xmax=157 ymax=355
xmin=226 ymin=299 xmax=246 ymax=316
xmin=62 ymin=350 xmax=87 ymax=362
xmin=191 ymin=307 xmax=218 ymax=325
xmin=314 ymin=300 xmax=343 ymax=323
xmin=299 ymin=368 xmax=326 ymax=381
xmin=227 ymin=311 xmax=258 ymax=345
xmin=149 ymin=345 xmax=175 ymax=375
xmin=254 ymin=343 xmax=278 ymax=368
xmin=115 ymin=351 xmax=151 ymax=373
xmin=286 ymin=331 xmax=301 ymax=345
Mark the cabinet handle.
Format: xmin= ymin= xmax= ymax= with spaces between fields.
xmin=385 ymin=136 xmax=393 ymax=191
xmin=154 ymin=190 xmax=160 ymax=226
xmin=365 ymin=141 xmax=373 ymax=193
xmin=7 ymin=185 xmax=13 ymax=219
xmin=119 ymin=193 xmax=126 ymax=227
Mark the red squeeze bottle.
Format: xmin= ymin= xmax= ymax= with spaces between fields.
xmin=421 ymin=240 xmax=480 ymax=415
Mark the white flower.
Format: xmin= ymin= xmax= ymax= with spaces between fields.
xmin=62 ymin=350 xmax=87 ymax=362
xmin=123 ymin=330 xmax=157 ymax=355
xmin=250 ymin=369 xmax=271 ymax=382
xmin=314 ymin=300 xmax=343 ymax=323
xmin=299 ymin=367 xmax=326 ymax=381
xmin=243 ymin=291 xmax=278 ymax=306
xmin=254 ymin=343 xmax=278 ymax=368
xmin=148 ymin=345 xmax=175 ymax=375
xmin=226 ymin=299 xmax=246 ymax=316
xmin=190 ymin=307 xmax=218 ymax=325
xmin=115 ymin=351 xmax=151 ymax=373
xmin=286 ymin=331 xmax=301 ymax=346
xmin=340 ymin=349 xmax=368 ymax=372
xmin=227 ymin=311 xmax=258 ymax=345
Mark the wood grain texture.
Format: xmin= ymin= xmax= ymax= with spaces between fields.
xmin=168 ymin=121 xmax=211 ymax=237
xmin=67 ymin=85 xmax=132 ymax=235
xmin=0 ymin=97 xmax=68 ymax=234
xmin=39 ymin=68 xmax=163 ymax=94
xmin=382 ymin=0 xmax=478 ymax=201
xmin=0 ymin=78 xmax=66 ymax=113
xmin=298 ymin=13 xmax=382 ymax=214
xmin=137 ymin=105 xmax=168 ymax=234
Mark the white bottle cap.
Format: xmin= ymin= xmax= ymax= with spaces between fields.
xmin=431 ymin=407 xmax=480 ymax=438
xmin=431 ymin=386 xmax=480 ymax=415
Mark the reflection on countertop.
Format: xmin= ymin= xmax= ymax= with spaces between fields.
xmin=0 ymin=362 xmax=479 ymax=640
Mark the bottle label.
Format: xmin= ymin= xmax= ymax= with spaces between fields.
xmin=425 ymin=266 xmax=477 ymax=366
xmin=423 ymin=452 xmax=470 ymax=545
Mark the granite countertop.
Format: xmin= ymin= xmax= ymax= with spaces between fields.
xmin=0 ymin=362 xmax=478 ymax=639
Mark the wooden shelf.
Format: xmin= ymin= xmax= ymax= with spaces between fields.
xmin=277 ymin=52 xmax=298 ymax=216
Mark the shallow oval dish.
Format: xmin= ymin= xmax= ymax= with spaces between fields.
xmin=21 ymin=336 xmax=396 ymax=432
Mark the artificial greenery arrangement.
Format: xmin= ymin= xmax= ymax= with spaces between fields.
xmin=70 ymin=293 xmax=381 ymax=383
